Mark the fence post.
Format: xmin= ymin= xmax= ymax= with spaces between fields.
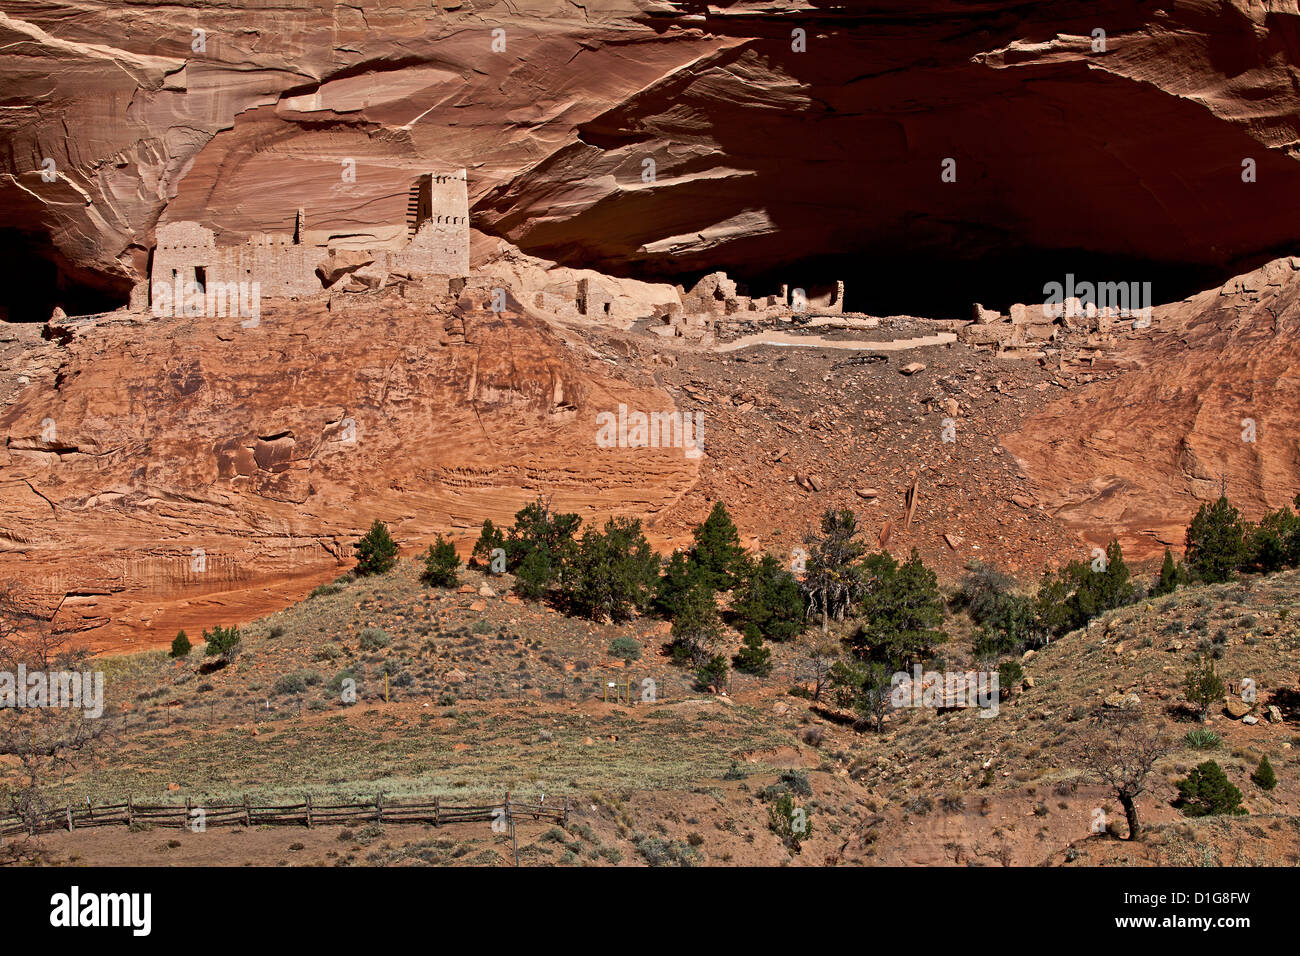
xmin=185 ymin=797 xmax=191 ymax=830
xmin=243 ymin=794 xmax=251 ymax=827
xmin=66 ymin=803 xmax=73 ymax=832
xmin=305 ymin=794 xmax=312 ymax=828
xmin=563 ymin=797 xmax=570 ymax=827
xmin=376 ymin=793 xmax=383 ymax=824
xmin=434 ymin=796 xmax=440 ymax=827
xmin=127 ymin=795 xmax=134 ymax=829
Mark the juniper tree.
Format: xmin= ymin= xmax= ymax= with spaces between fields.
xmin=670 ymin=580 xmax=722 ymax=666
xmin=1176 ymin=760 xmax=1246 ymax=817
xmin=353 ymin=519 xmax=399 ymax=576
xmin=1184 ymin=496 xmax=1248 ymax=583
xmin=848 ymin=549 xmax=946 ymax=669
xmin=470 ymin=519 xmax=506 ymax=571
xmin=1251 ymin=755 xmax=1277 ymax=791
xmin=563 ymin=517 xmax=659 ymax=622
xmin=1183 ymin=656 xmax=1225 ymax=719
xmin=689 ymin=501 xmax=747 ymax=591
xmin=419 ymin=534 xmax=462 ymax=588
xmin=733 ymin=623 xmax=773 ymax=676
xmin=801 ymin=508 xmax=867 ymax=632
xmin=732 ymin=553 xmax=805 ymax=642
xmin=1152 ymin=547 xmax=1186 ymax=596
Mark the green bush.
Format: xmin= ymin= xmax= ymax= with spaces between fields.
xmin=202 ymin=625 xmax=241 ymax=662
xmin=670 ymin=581 xmax=721 ymax=666
xmin=608 ymin=636 xmax=642 ymax=662
xmin=1251 ymin=755 xmax=1277 ymax=791
xmin=848 ymin=548 xmax=946 ymax=668
xmin=733 ymin=623 xmax=772 ymax=676
xmin=1176 ymin=760 xmax=1246 ymax=817
xmin=504 ymin=498 xmax=581 ymax=596
xmin=354 ymin=519 xmax=399 ymax=576
xmin=732 ymin=553 xmax=805 ymax=642
xmin=359 ymin=628 xmax=391 ymax=651
xmin=170 ymin=630 xmax=191 ymax=658
xmin=1152 ymin=547 xmax=1188 ymax=596
xmin=997 ymin=659 xmax=1023 ymax=696
xmin=1183 ymin=657 xmax=1225 ymax=718
xmin=767 ymin=793 xmax=811 ymax=852
xmin=1184 ymin=497 xmax=1247 ymax=584
xmin=470 ymin=519 xmax=507 ymax=571
xmin=694 ymin=653 xmax=729 ymax=691
xmin=562 ymin=517 xmax=658 ymax=622
xmin=653 ymin=549 xmax=707 ymax=619
xmin=419 ymin=534 xmax=462 ymax=588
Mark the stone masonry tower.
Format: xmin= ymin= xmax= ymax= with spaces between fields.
xmin=407 ymin=169 xmax=470 ymax=276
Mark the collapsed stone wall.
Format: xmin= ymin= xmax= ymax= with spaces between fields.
xmin=657 ymin=272 xmax=847 ymax=341
xmin=960 ymin=298 xmax=1145 ymax=353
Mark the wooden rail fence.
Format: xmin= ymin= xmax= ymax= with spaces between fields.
xmin=0 ymin=792 xmax=567 ymax=838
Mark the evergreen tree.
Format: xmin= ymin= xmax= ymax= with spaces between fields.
xmin=695 ymin=653 xmax=729 ymax=692
xmin=1176 ymin=760 xmax=1246 ymax=817
xmin=513 ymin=548 xmax=554 ymax=602
xmin=202 ymin=625 xmax=242 ymax=663
xmin=504 ymin=498 xmax=581 ymax=599
xmin=1183 ymin=656 xmax=1225 ymax=719
xmin=354 ymin=519 xmax=399 ymax=576
xmin=829 ymin=658 xmax=891 ymax=731
xmin=1243 ymin=503 xmax=1300 ymax=573
xmin=733 ymin=623 xmax=773 ymax=676
xmin=563 ymin=517 xmax=659 ymax=622
xmin=848 ymin=549 xmax=946 ymax=668
xmin=670 ymin=580 xmax=722 ymax=666
xmin=419 ymin=534 xmax=462 ymax=588
xmin=801 ymin=508 xmax=868 ymax=631
xmin=653 ymin=549 xmax=706 ymax=619
xmin=1251 ymin=755 xmax=1277 ymax=791
xmin=470 ymin=519 xmax=506 ymax=571
xmin=732 ymin=553 xmax=806 ymax=642
xmin=170 ymin=630 xmax=191 ymax=658
xmin=689 ymin=501 xmax=747 ymax=591
xmin=1152 ymin=547 xmax=1186 ymax=596
xmin=1066 ymin=540 xmax=1136 ymax=625
xmin=1184 ymin=496 xmax=1248 ymax=583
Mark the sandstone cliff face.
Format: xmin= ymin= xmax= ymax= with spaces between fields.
xmin=1003 ymin=257 xmax=1300 ymax=560
xmin=8 ymin=1 xmax=1300 ymax=318
xmin=0 ymin=285 xmax=697 ymax=650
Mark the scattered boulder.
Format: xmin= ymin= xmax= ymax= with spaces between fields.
xmin=1224 ymin=698 xmax=1252 ymax=719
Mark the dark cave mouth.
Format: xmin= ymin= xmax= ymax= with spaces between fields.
xmin=0 ymin=230 xmax=131 ymax=323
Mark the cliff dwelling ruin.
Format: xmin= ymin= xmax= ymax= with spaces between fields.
xmin=144 ymin=170 xmax=470 ymax=312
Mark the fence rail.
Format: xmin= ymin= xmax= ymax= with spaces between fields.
xmin=0 ymin=792 xmax=567 ymax=838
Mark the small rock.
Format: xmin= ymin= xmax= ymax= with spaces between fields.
xmin=478 ymin=584 xmax=495 ymax=598
xmin=1242 ymin=715 xmax=1259 ymax=725
xmin=900 ymin=362 xmax=926 ymax=376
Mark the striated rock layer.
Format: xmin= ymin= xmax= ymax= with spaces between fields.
xmin=0 ymin=283 xmax=697 ymax=651
xmin=1003 ymin=257 xmax=1300 ymax=560
xmin=8 ymin=2 xmax=1300 ymax=317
